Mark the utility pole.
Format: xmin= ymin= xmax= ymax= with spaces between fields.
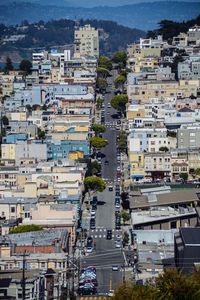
xmin=22 ymin=251 xmax=26 ymax=300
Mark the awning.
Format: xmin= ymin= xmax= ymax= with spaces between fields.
xmin=131 ymin=174 xmax=144 ymax=179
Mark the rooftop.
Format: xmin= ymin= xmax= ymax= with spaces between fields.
xmin=180 ymin=227 xmax=200 ymax=246
xmin=129 ymin=189 xmax=200 ymax=209
xmin=131 ymin=206 xmax=196 ymax=225
xmin=0 ymin=229 xmax=68 ymax=246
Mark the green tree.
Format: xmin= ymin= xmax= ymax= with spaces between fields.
xmin=96 ymin=78 xmax=108 ymax=93
xmin=4 ymin=56 xmax=13 ymax=74
xmin=113 ymin=282 xmax=157 ymax=300
xmin=195 ymin=169 xmax=200 ymax=176
xmin=159 ymin=146 xmax=169 ymax=152
xmin=25 ymin=104 xmax=32 ymax=113
xmin=155 ymin=269 xmax=199 ymax=300
xmin=118 ymin=131 xmax=127 ymax=152
xmin=38 ymin=129 xmax=46 ymax=140
xmin=114 ymin=75 xmax=126 ymax=90
xmin=90 ymin=137 xmax=108 ymax=149
xmin=123 ymin=231 xmax=129 ymax=245
xmin=97 ymin=67 xmax=110 ymax=79
xmin=86 ymin=160 xmax=101 ymax=177
xmin=10 ymin=224 xmax=43 ymax=234
xmin=121 ymin=210 xmax=130 ymax=224
xmin=98 ymin=56 xmax=112 ymax=70
xmin=2 ymin=115 xmax=9 ymax=126
xmin=111 ymin=94 xmax=128 ymax=114
xmin=84 ymin=176 xmax=106 ymax=193
xmin=180 ymin=173 xmax=188 ymax=182
xmin=19 ymin=59 xmax=32 ymax=74
xmin=96 ymin=97 xmax=103 ymax=110
xmin=91 ymin=124 xmax=106 ymax=137
xmin=112 ymin=51 xmax=127 ymax=68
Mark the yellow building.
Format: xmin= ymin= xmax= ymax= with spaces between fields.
xmin=1 ymin=144 xmax=16 ymax=160
xmin=129 ymin=152 xmax=145 ymax=181
xmin=127 ymin=80 xmax=198 ymax=102
xmin=68 ymin=151 xmax=84 ymax=160
xmin=10 ymin=111 xmax=27 ymax=121
xmin=126 ymin=103 xmax=145 ymax=120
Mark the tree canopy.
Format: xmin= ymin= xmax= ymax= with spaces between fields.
xmin=85 ymin=160 xmax=101 ymax=177
xmin=114 ymin=75 xmax=126 ymax=89
xmin=111 ymin=94 xmax=128 ymax=113
xmin=91 ymin=124 xmax=106 ymax=136
xmin=98 ymin=56 xmax=112 ymax=71
xmin=90 ymin=137 xmax=108 ymax=149
xmin=96 ymin=78 xmax=108 ymax=93
xmin=2 ymin=115 xmax=9 ymax=126
xmin=4 ymin=56 xmax=13 ymax=74
xmin=84 ymin=176 xmax=106 ymax=193
xmin=19 ymin=59 xmax=32 ymax=74
xmin=112 ymin=51 xmax=127 ymax=67
xmin=114 ymin=268 xmax=200 ymax=300
xmin=97 ymin=67 xmax=110 ymax=79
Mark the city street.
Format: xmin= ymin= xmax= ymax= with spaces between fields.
xmin=82 ymin=71 xmax=126 ymax=294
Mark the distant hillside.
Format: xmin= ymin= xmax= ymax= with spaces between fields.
xmin=0 ymin=1 xmax=199 ymax=30
xmin=0 ymin=19 xmax=145 ymax=62
xmin=147 ymin=14 xmax=200 ymax=40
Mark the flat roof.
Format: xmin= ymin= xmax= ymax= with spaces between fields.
xmin=129 ymin=189 xmax=200 ymax=209
xmin=180 ymin=227 xmax=200 ymax=246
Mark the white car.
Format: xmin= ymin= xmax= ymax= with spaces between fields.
xmin=112 ymin=265 xmax=119 ymax=271
xmin=91 ymin=210 xmax=96 ymax=217
xmin=107 ymin=103 xmax=111 ymax=108
xmin=115 ymin=241 xmax=121 ymax=248
xmin=108 ymin=290 xmax=115 ymax=297
xmin=86 ymin=246 xmax=93 ymax=253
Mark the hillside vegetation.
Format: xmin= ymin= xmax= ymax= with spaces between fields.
xmin=0 ymin=19 xmax=145 ymax=61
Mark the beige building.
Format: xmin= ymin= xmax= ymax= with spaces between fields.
xmin=127 ymin=80 xmax=199 ymax=101
xmin=1 ymin=144 xmax=16 ymax=161
xmin=74 ymin=24 xmax=99 ymax=58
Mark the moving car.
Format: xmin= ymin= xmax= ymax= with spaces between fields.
xmin=90 ymin=219 xmax=96 ymax=230
xmin=104 ymin=160 xmax=109 ymax=165
xmin=115 ymin=241 xmax=121 ymax=248
xmin=112 ymin=265 xmax=119 ymax=271
xmin=108 ymin=185 xmax=113 ymax=191
xmin=107 ymin=229 xmax=112 ymax=240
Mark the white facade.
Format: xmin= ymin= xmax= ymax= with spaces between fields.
xmin=74 ymin=24 xmax=99 ymax=57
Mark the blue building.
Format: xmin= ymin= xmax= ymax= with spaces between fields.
xmin=3 ymin=133 xmax=28 ymax=143
xmin=47 ymin=140 xmax=90 ymax=160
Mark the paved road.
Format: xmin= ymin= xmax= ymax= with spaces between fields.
xmin=82 ymin=71 xmax=125 ymax=294
xmin=101 ymin=71 xmax=118 ymax=182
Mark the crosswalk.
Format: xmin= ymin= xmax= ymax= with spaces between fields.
xmin=79 ymin=296 xmax=109 ymax=300
xmin=90 ymin=228 xmax=121 ymax=240
xmin=105 ymin=121 xmax=120 ymax=129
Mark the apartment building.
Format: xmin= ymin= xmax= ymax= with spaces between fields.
xmin=127 ymin=79 xmax=199 ymax=101
xmin=178 ymin=125 xmax=200 ymax=148
xmin=74 ymin=24 xmax=99 ymax=57
xmin=144 ymin=152 xmax=171 ymax=181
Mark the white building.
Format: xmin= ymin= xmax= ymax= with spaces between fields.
xmin=74 ymin=24 xmax=99 ymax=58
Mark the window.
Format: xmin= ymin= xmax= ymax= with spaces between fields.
xmin=11 ymin=207 xmax=15 ymax=213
